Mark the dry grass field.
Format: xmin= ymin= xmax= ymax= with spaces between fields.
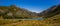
xmin=0 ymin=14 xmax=60 ymax=26
xmin=0 ymin=20 xmax=48 ymax=26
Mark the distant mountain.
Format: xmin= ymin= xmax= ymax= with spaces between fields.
xmin=0 ymin=5 xmax=38 ymax=19
xmin=38 ymin=4 xmax=60 ymax=18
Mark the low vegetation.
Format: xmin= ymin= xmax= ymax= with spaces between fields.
xmin=0 ymin=5 xmax=38 ymax=19
xmin=0 ymin=4 xmax=60 ymax=26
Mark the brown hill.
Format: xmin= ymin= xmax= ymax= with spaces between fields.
xmin=0 ymin=5 xmax=38 ymax=19
xmin=38 ymin=4 xmax=60 ymax=18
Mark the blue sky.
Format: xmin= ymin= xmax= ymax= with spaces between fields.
xmin=0 ymin=0 xmax=60 ymax=13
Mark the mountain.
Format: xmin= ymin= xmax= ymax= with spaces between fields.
xmin=0 ymin=5 xmax=38 ymax=19
xmin=38 ymin=4 xmax=60 ymax=18
xmin=37 ymin=4 xmax=60 ymax=26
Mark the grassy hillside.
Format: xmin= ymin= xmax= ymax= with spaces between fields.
xmin=0 ymin=19 xmax=22 ymax=25
xmin=0 ymin=5 xmax=39 ymax=19
xmin=0 ymin=19 xmax=59 ymax=26
xmin=38 ymin=4 xmax=60 ymax=18
xmin=0 ymin=20 xmax=49 ymax=26
xmin=0 ymin=13 xmax=60 ymax=26
xmin=45 ymin=14 xmax=60 ymax=25
xmin=36 ymin=13 xmax=60 ymax=26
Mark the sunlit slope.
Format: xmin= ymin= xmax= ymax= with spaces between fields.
xmin=44 ymin=14 xmax=60 ymax=26
xmin=38 ymin=4 xmax=60 ymax=18
xmin=45 ymin=14 xmax=60 ymax=23
xmin=1 ymin=14 xmax=60 ymax=26
xmin=1 ymin=20 xmax=49 ymax=26
xmin=1 ymin=19 xmax=59 ymax=26
xmin=0 ymin=19 xmax=21 ymax=25
xmin=0 ymin=5 xmax=38 ymax=19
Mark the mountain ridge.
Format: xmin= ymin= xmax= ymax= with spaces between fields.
xmin=0 ymin=5 xmax=39 ymax=19
xmin=38 ymin=4 xmax=60 ymax=18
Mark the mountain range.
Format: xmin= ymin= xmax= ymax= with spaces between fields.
xmin=0 ymin=4 xmax=60 ymax=19
xmin=0 ymin=5 xmax=38 ymax=19
xmin=38 ymin=4 xmax=60 ymax=18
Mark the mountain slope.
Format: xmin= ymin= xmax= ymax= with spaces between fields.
xmin=38 ymin=4 xmax=60 ymax=26
xmin=38 ymin=4 xmax=60 ymax=18
xmin=0 ymin=5 xmax=38 ymax=19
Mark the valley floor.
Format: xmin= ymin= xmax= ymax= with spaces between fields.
xmin=0 ymin=20 xmax=59 ymax=26
xmin=0 ymin=14 xmax=60 ymax=26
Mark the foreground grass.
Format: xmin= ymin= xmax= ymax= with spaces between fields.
xmin=0 ymin=14 xmax=60 ymax=26
xmin=1 ymin=20 xmax=48 ymax=26
xmin=0 ymin=20 xmax=59 ymax=26
xmin=0 ymin=19 xmax=21 ymax=25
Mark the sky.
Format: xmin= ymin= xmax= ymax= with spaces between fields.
xmin=0 ymin=0 xmax=60 ymax=13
